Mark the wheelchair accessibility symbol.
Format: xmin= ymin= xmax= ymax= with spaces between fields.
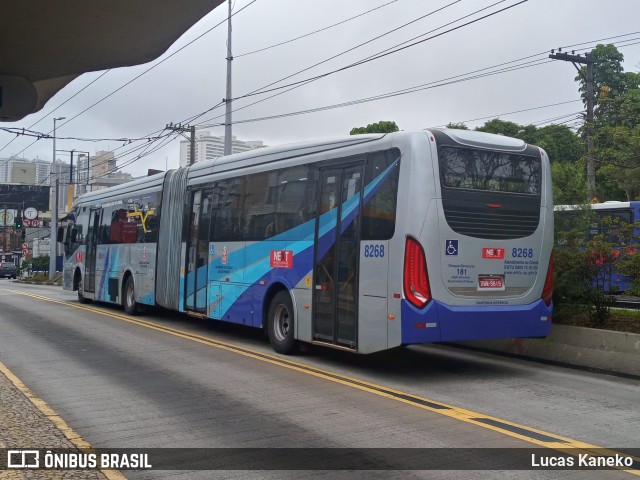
xmin=445 ymin=240 xmax=458 ymax=256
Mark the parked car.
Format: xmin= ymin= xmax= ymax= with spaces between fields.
xmin=0 ymin=262 xmax=17 ymax=279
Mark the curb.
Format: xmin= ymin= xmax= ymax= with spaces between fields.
xmin=454 ymin=324 xmax=640 ymax=378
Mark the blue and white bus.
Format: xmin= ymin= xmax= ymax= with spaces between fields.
xmin=60 ymin=129 xmax=554 ymax=354
xmin=555 ymin=201 xmax=640 ymax=292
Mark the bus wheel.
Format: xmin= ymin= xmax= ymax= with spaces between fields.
xmin=77 ymin=277 xmax=91 ymax=304
xmin=123 ymin=276 xmax=138 ymax=315
xmin=267 ymin=291 xmax=297 ymax=354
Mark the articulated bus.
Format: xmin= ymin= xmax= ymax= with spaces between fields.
xmin=60 ymin=129 xmax=554 ymax=354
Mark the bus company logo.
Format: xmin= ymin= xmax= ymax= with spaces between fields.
xmin=445 ymin=240 xmax=458 ymax=256
xmin=482 ymin=247 xmax=505 ymax=259
xmin=75 ymin=252 xmax=83 ymax=263
xmin=270 ymin=250 xmax=294 ymax=269
xmin=221 ymin=246 xmax=229 ymax=264
xmin=7 ymin=450 xmax=39 ymax=468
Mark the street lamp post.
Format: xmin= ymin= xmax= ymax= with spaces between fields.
xmin=49 ymin=116 xmax=66 ymax=280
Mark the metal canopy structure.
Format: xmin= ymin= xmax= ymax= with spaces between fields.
xmin=0 ymin=0 xmax=224 ymax=122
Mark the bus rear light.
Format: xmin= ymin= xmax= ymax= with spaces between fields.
xmin=403 ymin=237 xmax=431 ymax=309
xmin=542 ymin=253 xmax=554 ymax=307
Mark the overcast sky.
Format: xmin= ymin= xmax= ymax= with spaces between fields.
xmin=3 ymin=0 xmax=640 ymax=177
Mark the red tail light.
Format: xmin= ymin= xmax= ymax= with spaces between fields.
xmin=403 ymin=237 xmax=431 ymax=308
xmin=542 ymin=252 xmax=554 ymax=307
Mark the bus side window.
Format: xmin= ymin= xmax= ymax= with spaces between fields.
xmin=361 ymin=149 xmax=400 ymax=240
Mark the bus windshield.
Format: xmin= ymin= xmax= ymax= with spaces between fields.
xmin=439 ymin=146 xmax=541 ymax=194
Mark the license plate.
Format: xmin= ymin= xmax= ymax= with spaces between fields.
xmin=478 ymin=276 xmax=504 ymax=289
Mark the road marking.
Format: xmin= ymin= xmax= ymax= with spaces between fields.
xmin=0 ymin=360 xmax=127 ymax=480
xmin=6 ymin=288 xmax=640 ymax=476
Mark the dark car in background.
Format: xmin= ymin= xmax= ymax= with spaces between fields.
xmin=0 ymin=262 xmax=17 ymax=279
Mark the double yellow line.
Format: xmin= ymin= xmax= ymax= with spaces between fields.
xmin=5 ymin=288 xmax=640 ymax=476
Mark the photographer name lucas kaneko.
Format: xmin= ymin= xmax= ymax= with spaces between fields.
xmin=531 ymin=453 xmax=634 ymax=468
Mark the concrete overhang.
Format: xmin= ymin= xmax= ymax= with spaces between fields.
xmin=1 ymin=0 xmax=224 ymax=122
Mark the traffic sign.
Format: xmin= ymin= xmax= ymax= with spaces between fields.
xmin=24 ymin=207 xmax=38 ymax=220
xmin=23 ymin=219 xmax=43 ymax=227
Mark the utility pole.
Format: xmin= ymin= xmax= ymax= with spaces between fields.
xmin=67 ymin=150 xmax=74 ymax=212
xmin=223 ymin=0 xmax=233 ymax=156
xmin=549 ymin=49 xmax=595 ymax=200
xmin=166 ymin=123 xmax=196 ymax=166
xmin=50 ymin=116 xmax=65 ymax=280
xmin=191 ymin=125 xmax=196 ymax=166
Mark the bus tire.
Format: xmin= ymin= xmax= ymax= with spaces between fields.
xmin=267 ymin=291 xmax=297 ymax=354
xmin=123 ymin=276 xmax=138 ymax=316
xmin=77 ymin=276 xmax=91 ymax=304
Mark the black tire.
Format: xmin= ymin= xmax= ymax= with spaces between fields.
xmin=123 ymin=276 xmax=138 ymax=315
xmin=267 ymin=291 xmax=297 ymax=354
xmin=77 ymin=276 xmax=91 ymax=304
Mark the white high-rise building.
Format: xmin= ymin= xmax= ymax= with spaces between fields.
xmin=179 ymin=131 xmax=266 ymax=168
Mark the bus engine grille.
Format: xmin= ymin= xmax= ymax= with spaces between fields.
xmin=442 ymin=205 xmax=540 ymax=239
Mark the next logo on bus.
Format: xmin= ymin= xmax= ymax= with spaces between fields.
xmin=270 ymin=250 xmax=294 ymax=269
xmin=482 ymin=248 xmax=505 ymax=259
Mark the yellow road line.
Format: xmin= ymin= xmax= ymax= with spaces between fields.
xmin=0 ymin=359 xmax=127 ymax=480
xmin=5 ymin=288 xmax=640 ymax=476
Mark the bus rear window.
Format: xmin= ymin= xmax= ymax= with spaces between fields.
xmin=439 ymin=146 xmax=541 ymax=194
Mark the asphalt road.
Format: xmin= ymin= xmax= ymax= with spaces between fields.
xmin=0 ymin=282 xmax=638 ymax=480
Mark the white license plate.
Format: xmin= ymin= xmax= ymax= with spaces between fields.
xmin=478 ymin=276 xmax=504 ymax=289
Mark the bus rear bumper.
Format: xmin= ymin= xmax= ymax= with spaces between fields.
xmin=401 ymin=299 xmax=552 ymax=344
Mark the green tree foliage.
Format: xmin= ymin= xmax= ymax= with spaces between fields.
xmin=554 ymin=210 xmax=626 ymax=327
xmin=475 ymin=119 xmax=527 ymax=139
xmin=350 ymin=121 xmax=399 ymax=135
xmin=551 ymin=162 xmax=586 ymax=204
xmin=575 ymin=44 xmax=626 ymax=123
xmin=573 ymin=44 xmax=640 ymax=200
xmin=535 ymin=125 xmax=583 ymax=163
xmin=445 ymin=122 xmax=469 ymax=130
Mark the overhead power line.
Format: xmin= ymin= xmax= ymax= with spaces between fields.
xmin=200 ymin=57 xmax=551 ymax=128
xmin=0 ymin=70 xmax=112 ymax=156
xmin=235 ymin=0 xmax=399 ymax=58
xmin=435 ymin=100 xmax=582 ymax=127
xmin=194 ymin=31 xmax=640 ymax=132
xmin=3 ymin=0 xmax=260 ymax=165
xmin=191 ymin=0 xmax=530 ymax=126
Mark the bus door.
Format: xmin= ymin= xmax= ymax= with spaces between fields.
xmin=84 ymin=208 xmax=101 ymax=293
xmin=313 ymin=164 xmax=364 ymax=348
xmin=185 ymin=189 xmax=213 ymax=313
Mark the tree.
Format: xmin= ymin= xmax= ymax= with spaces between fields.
xmin=575 ymin=44 xmax=626 ymax=124
xmin=551 ymin=162 xmax=586 ymax=204
xmin=350 ymin=121 xmax=399 ymax=135
xmin=535 ymin=125 xmax=584 ymax=164
xmin=475 ymin=118 xmax=523 ymax=137
xmin=573 ymin=44 xmax=640 ymax=200
xmin=445 ymin=122 xmax=468 ymax=130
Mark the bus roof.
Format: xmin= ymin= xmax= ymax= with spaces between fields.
xmin=554 ymin=201 xmax=632 ymax=211
xmin=73 ymin=170 xmax=168 ymax=207
xmin=188 ymin=129 xmax=538 ymax=181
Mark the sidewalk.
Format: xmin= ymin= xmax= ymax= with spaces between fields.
xmin=0 ymin=363 xmax=112 ymax=479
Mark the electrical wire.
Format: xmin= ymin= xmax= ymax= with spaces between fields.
xmin=191 ymin=0 xmax=530 ymax=126
xmin=0 ymin=70 xmax=112 ymax=157
xmin=235 ymin=0 xmax=398 ymax=58
xmin=435 ymin=101 xmax=582 ymax=128
xmin=199 ymin=58 xmax=552 ymax=128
